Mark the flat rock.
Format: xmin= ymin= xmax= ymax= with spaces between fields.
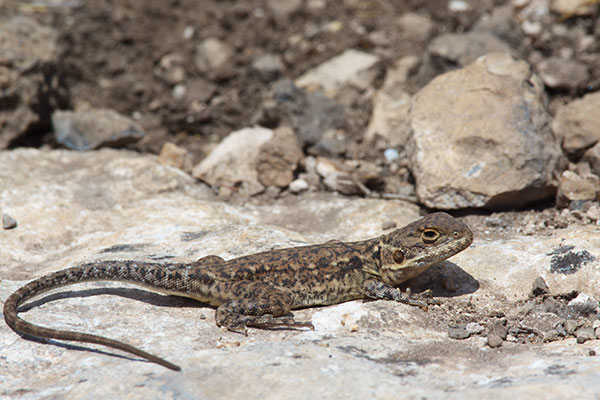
xmin=3 ymin=148 xmax=600 ymax=398
xmin=52 ymin=108 xmax=146 ymax=150
xmin=552 ymin=91 xmax=600 ymax=157
xmin=409 ymin=52 xmax=564 ymax=209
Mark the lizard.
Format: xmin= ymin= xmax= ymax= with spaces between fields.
xmin=3 ymin=212 xmax=473 ymax=371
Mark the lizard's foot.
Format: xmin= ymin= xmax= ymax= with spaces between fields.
xmin=363 ymin=280 xmax=441 ymax=311
xmin=407 ymin=291 xmax=441 ymax=310
xmin=217 ymin=312 xmax=313 ymax=333
xmin=246 ymin=314 xmax=314 ymax=331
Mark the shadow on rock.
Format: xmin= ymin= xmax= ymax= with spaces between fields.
xmin=399 ymin=261 xmax=479 ymax=298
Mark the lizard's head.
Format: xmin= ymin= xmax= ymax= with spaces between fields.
xmin=374 ymin=212 xmax=473 ymax=286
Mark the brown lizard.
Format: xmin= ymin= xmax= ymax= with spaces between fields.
xmin=3 ymin=212 xmax=473 ymax=371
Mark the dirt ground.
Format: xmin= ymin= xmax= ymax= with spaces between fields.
xmin=3 ymin=0 xmax=599 ymax=157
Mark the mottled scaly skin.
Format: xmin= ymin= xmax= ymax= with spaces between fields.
xmin=3 ymin=212 xmax=473 ymax=371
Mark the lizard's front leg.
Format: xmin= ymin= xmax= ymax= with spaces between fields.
xmin=362 ymin=279 xmax=440 ymax=310
xmin=215 ymin=283 xmax=314 ymax=334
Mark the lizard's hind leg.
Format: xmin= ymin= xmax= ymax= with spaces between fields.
xmin=215 ymin=283 xmax=313 ymax=334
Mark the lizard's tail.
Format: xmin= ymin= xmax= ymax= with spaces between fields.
xmin=3 ymin=262 xmax=182 ymax=371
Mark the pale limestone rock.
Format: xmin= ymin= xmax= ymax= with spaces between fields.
xmin=52 ymin=108 xmax=146 ymax=151
xmin=409 ymin=52 xmax=563 ymax=209
xmin=2 ymin=148 xmax=600 ymax=398
xmin=192 ymin=127 xmax=274 ymax=196
xmin=295 ymin=49 xmax=380 ymax=98
xmin=365 ymin=56 xmax=418 ymax=146
xmin=552 ymin=91 xmax=600 ymax=156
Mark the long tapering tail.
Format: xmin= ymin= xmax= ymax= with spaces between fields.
xmin=3 ymin=262 xmax=182 ymax=371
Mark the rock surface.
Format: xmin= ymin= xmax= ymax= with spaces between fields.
xmin=2 ymin=149 xmax=600 ymax=398
xmin=409 ymin=52 xmax=564 ymax=209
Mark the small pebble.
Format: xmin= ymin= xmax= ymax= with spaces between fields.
xmin=3 ymin=213 xmax=17 ymax=229
xmin=589 ymin=349 xmax=596 ymax=356
xmin=487 ymin=333 xmax=504 ymax=348
xmin=448 ymin=325 xmax=470 ymax=339
xmin=568 ymin=293 xmax=598 ymax=315
xmin=488 ymin=320 xmax=508 ymax=340
xmin=289 ymin=179 xmax=309 ymax=193
xmin=576 ymin=327 xmax=595 ymax=344
xmin=565 ymin=319 xmax=579 ymax=335
xmin=383 ymin=148 xmax=399 ymax=161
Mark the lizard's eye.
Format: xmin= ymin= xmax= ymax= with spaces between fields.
xmin=392 ymin=249 xmax=404 ymax=264
xmin=421 ymin=228 xmax=440 ymax=244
